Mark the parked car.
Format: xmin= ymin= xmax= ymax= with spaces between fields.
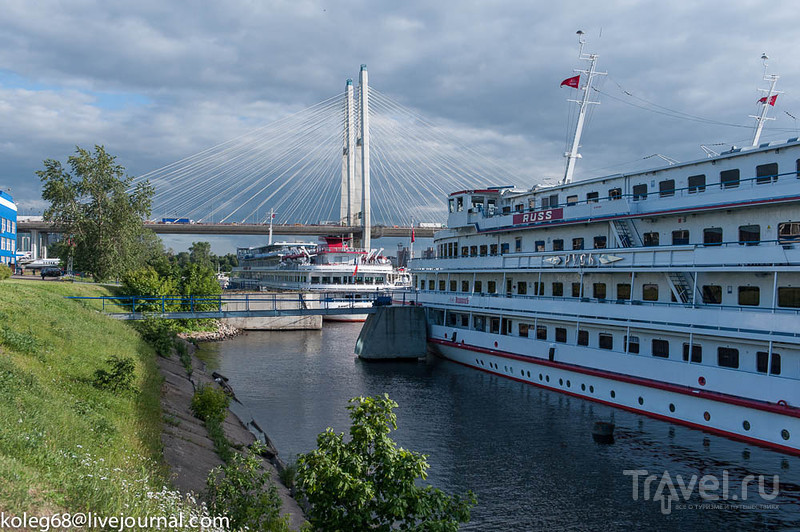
xmin=41 ymin=266 xmax=62 ymax=279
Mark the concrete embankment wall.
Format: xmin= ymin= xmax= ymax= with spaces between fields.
xmin=221 ymin=292 xmax=322 ymax=330
xmin=355 ymin=306 xmax=428 ymax=360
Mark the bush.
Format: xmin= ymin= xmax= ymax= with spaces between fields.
xmin=190 ymin=384 xmax=230 ymax=423
xmin=93 ymin=356 xmax=136 ymax=392
xmin=134 ymin=317 xmax=175 ymax=357
xmin=0 ymin=264 xmax=11 ymax=281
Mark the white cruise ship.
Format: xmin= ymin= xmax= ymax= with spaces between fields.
xmin=410 ymin=45 xmax=799 ymax=455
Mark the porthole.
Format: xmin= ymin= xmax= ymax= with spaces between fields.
xmin=703 ymin=411 xmax=711 ymax=422
xmin=559 ymin=378 xmax=564 ymax=386
xmin=545 ymin=375 xmax=550 ymax=382
xmin=742 ymin=420 xmax=751 ymax=431
xmin=589 ymin=385 xmax=594 ymax=393
xmin=669 ymin=403 xmax=675 ymax=413
xmin=782 ymin=429 xmax=791 ymax=441
xmin=476 ymin=358 xmax=480 ymax=365
xmin=527 ymin=371 xmax=531 ymax=378
xmin=539 ymin=374 xmax=543 ymax=381
xmin=638 ymin=397 xmax=644 ymax=406
xmin=610 ymin=390 xmax=616 ymax=399
xmin=566 ymin=380 xmax=571 ymax=388
xmin=494 ymin=341 xmax=498 ymax=348
xmin=581 ymin=383 xmax=586 ymax=391
xmin=698 ymin=376 xmax=706 ymax=386
xmin=521 ymin=369 xmax=524 ymax=376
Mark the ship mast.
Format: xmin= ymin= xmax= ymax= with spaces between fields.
xmin=563 ymin=30 xmax=605 ymax=184
xmin=750 ymin=53 xmax=780 ymax=147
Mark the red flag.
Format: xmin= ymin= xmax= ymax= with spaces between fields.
xmin=411 ymin=227 xmax=415 ymax=243
xmin=758 ymin=94 xmax=778 ymax=106
xmin=352 ymin=258 xmax=359 ymax=277
xmin=560 ymin=75 xmax=580 ymax=88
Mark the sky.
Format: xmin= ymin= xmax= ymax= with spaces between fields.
xmin=2 ymin=0 xmax=799 ymax=253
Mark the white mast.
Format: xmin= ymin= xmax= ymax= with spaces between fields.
xmin=563 ymin=30 xmax=605 ymax=184
xmin=268 ymin=208 xmax=274 ymax=245
xmin=750 ymin=53 xmax=781 ymax=147
xmin=359 ymin=64 xmax=371 ymax=251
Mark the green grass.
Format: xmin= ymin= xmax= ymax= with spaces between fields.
xmin=0 ymin=280 xmax=222 ymax=526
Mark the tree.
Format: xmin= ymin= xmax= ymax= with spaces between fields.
xmin=38 ymin=145 xmax=158 ymax=281
xmin=189 ymin=241 xmax=214 ymax=270
xmin=179 ymin=263 xmax=221 ymax=311
xmin=296 ymin=394 xmax=476 ymax=531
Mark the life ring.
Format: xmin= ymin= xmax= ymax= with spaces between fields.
xmin=777 ymin=400 xmax=788 ymax=407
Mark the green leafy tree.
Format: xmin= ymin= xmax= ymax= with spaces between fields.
xmin=179 ymin=263 xmax=221 ymax=311
xmin=38 ymin=145 xmax=159 ymax=281
xmin=189 ymin=241 xmax=214 ymax=270
xmin=296 ymin=394 xmax=476 ymax=531
xmin=120 ymin=266 xmax=179 ymax=312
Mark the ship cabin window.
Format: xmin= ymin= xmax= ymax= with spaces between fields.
xmin=587 ymin=191 xmax=599 ymax=203
xmin=439 ymin=280 xmax=446 ymax=291
xmin=488 ymin=280 xmax=497 ymax=294
xmin=609 ymin=188 xmax=622 ymax=200
xmin=683 ymin=343 xmax=702 ymax=363
xmin=474 ymin=281 xmax=482 ymax=293
xmin=593 ymin=283 xmax=606 ymax=299
xmin=428 ymin=280 xmax=435 ymax=290
xmin=516 ymin=238 xmax=523 ymax=252
xmin=490 ymin=318 xmax=500 ymax=334
xmin=490 ymin=243 xmax=498 ymax=255
xmin=472 ymin=195 xmax=485 ymax=209
xmin=533 ymin=282 xmax=544 ymax=295
xmin=430 ymin=309 xmax=445 ymax=325
xmin=555 ymin=328 xmax=567 ymax=343
xmin=643 ymin=232 xmax=659 ymax=247
xmin=599 ymin=334 xmax=613 ymax=350
xmin=518 ymin=323 xmax=529 ymax=337
xmin=322 ymin=276 xmax=331 ymax=284
xmin=461 ymin=314 xmax=470 ymax=328
xmin=502 ymin=206 xmax=511 ymax=214
xmin=703 ymin=227 xmax=723 ymax=246
xmin=672 ymin=230 xmax=689 ymax=245
xmin=461 ymin=246 xmax=468 ymax=257
xmin=778 ymin=222 xmax=800 ymax=244
xmin=473 ymin=316 xmax=486 ymax=331
xmin=566 ymin=195 xmax=579 ymax=206
xmin=688 ymin=174 xmax=706 ymax=193
xmin=479 ymin=245 xmax=488 ymax=256
xmin=738 ymin=225 xmax=760 ymax=246
xmin=738 ymin=286 xmax=760 ymax=306
xmin=572 ymin=282 xmax=582 ymax=298
xmin=642 ymin=284 xmax=659 ymax=301
xmin=311 ymin=276 xmax=320 ymax=284
xmin=717 ymin=347 xmax=740 ymax=369
xmin=756 ymin=351 xmax=781 ymax=375
xmin=449 ymin=198 xmax=455 ymax=213
xmin=455 ymin=197 xmax=463 ymax=211
xmin=720 ymin=169 xmax=740 ymax=189
xmin=701 ymin=285 xmax=722 ymax=304
xmin=652 ymin=339 xmax=670 ymax=358
xmin=537 ymin=325 xmax=547 ymax=340
xmin=553 ymin=239 xmax=564 ymax=251
xmin=450 ymin=280 xmax=457 ymax=292
xmin=659 ymin=179 xmax=675 ymax=197
xmin=593 ymin=236 xmax=607 ymax=249
xmin=617 ymin=283 xmax=631 ymax=300
xmin=756 ymin=162 xmax=778 ymax=184
xmin=542 ymin=194 xmax=558 ymax=208
xmin=625 ymin=335 xmax=640 ymax=354
xmin=552 ymin=282 xmax=564 ymax=296
xmin=515 ymin=204 xmax=524 ymax=212
xmin=577 ymin=330 xmax=589 ymax=346
xmin=501 ymin=243 xmax=510 ymax=254
xmin=632 ymin=184 xmax=648 ymax=200
xmin=487 ymin=198 xmax=497 ymax=214
xmin=528 ymin=198 xmax=535 ymax=210
xmin=797 ymin=159 xmax=800 ymax=178
xmin=461 ymin=280 xmax=470 ymax=292
xmin=777 ymin=287 xmax=800 ymax=308
xmin=517 ymin=282 xmax=527 ymax=295
xmin=535 ymin=240 xmax=545 ymax=252
xmin=572 ymin=237 xmax=584 ymax=250
xmin=470 ymin=246 xmax=478 ymax=257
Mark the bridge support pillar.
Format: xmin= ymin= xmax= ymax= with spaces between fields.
xmin=355 ymin=306 xmax=428 ymax=360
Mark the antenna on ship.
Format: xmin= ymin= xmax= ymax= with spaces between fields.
xmin=268 ymin=208 xmax=274 ymax=245
xmin=750 ymin=53 xmax=781 ymax=147
xmin=562 ymin=30 xmax=606 ymax=184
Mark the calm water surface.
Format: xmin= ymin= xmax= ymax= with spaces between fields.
xmin=198 ymin=323 xmax=800 ymax=531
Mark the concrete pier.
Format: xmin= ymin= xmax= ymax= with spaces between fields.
xmin=355 ymin=306 xmax=428 ymax=360
xmin=221 ymin=292 xmax=322 ymax=330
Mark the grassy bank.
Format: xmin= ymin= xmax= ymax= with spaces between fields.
xmin=0 ymin=280 xmax=207 ymax=522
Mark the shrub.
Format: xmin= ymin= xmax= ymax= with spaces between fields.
xmin=190 ymin=384 xmax=230 ymax=423
xmin=134 ymin=317 xmax=175 ymax=357
xmin=93 ymin=355 xmax=136 ymax=392
xmin=0 ymin=263 xmax=11 ymax=281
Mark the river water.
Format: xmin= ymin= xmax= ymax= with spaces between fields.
xmin=198 ymin=323 xmax=800 ymax=531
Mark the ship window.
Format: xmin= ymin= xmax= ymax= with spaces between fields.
xmin=428 ymin=280 xmax=435 ymax=290
xmin=555 ymin=327 xmax=567 ymax=343
xmin=515 ymin=204 xmax=524 ymax=212
xmin=461 ymin=246 xmax=468 ymax=257
xmin=756 ymin=162 xmax=779 ymax=184
xmin=501 ymin=243 xmax=509 ymax=254
xmin=659 ymin=179 xmax=675 ymax=197
xmin=587 ymin=191 xmax=599 ymax=203
xmin=517 ymin=282 xmax=527 ymax=295
xmin=549 ymin=194 xmax=559 ymax=207
xmin=642 ymin=284 xmax=659 ymax=301
xmin=633 ymin=184 xmax=648 ymax=200
xmin=703 ymin=227 xmax=723 ymax=246
xmin=473 ymin=316 xmax=486 ymax=331
xmin=472 ymin=195 xmax=484 ymax=207
xmin=688 ymin=174 xmax=706 ymax=193
xmin=609 ymin=188 xmax=622 ymax=200
xmin=552 ymin=239 xmax=564 ymax=251
xmin=430 ymin=309 xmax=445 ymax=325
xmin=461 ymin=314 xmax=470 ymax=327
xmin=490 ymin=318 xmax=500 ymax=334
xmin=599 ymin=334 xmax=613 ymax=350
xmin=518 ymin=323 xmax=529 ymax=337
xmin=571 ymin=282 xmax=582 ymax=298
xmin=552 ymin=282 xmax=564 ymax=296
xmin=625 ymin=335 xmax=640 ymax=353
xmin=717 ymin=347 xmax=739 ymax=369
xmin=515 ymin=238 xmax=523 ymax=252
xmin=701 ymin=285 xmax=722 ymax=304
xmin=593 ymin=236 xmax=607 ymax=249
xmin=756 ymin=351 xmax=781 ymax=375
xmin=449 ymin=198 xmax=455 ymax=212
xmin=535 ymin=240 xmax=545 ymax=252
xmin=672 ymin=230 xmax=690 ymax=245
xmin=470 ymin=246 xmax=478 ymax=257
xmin=593 ymin=283 xmax=606 ymax=299
xmin=461 ymin=280 xmax=470 ymax=292
xmin=682 ymin=343 xmax=702 ymax=363
xmin=474 ymin=281 xmax=482 ymax=293
xmin=738 ymin=225 xmax=760 ymax=246
xmin=488 ymin=280 xmax=497 ymax=294
xmin=777 ymin=287 xmax=800 ymax=308
xmin=642 ymin=232 xmax=660 ymax=247
xmin=738 ymin=286 xmax=760 ymax=306
xmin=490 ymin=243 xmax=498 ymax=255
xmin=502 ymin=206 xmax=511 ymax=214
xmin=617 ymin=283 xmax=631 ymax=300
xmin=536 ymin=325 xmax=547 ymax=340
xmin=311 ymin=276 xmax=320 ymax=284
xmin=322 ymin=276 xmax=331 ymax=284
xmin=778 ymin=222 xmax=800 ymax=244
xmin=541 ymin=196 xmax=550 ymax=208
xmin=419 ymin=279 xmax=425 ymax=290
xmin=566 ymin=195 xmax=578 ymax=206
xmin=439 ymin=280 xmax=446 ymax=291
xmin=572 ymin=237 xmax=584 ymax=250
xmin=720 ymin=169 xmax=740 ymax=188
xmin=577 ymin=330 xmax=589 ymax=346
xmin=797 ymin=159 xmax=800 ymax=178
xmin=456 ymin=197 xmax=464 ymax=211
xmin=449 ymin=280 xmax=457 ymax=291
xmin=533 ymin=282 xmax=544 ymax=295
xmin=652 ymin=339 xmax=670 ymax=358
xmin=479 ymin=245 xmax=488 ymax=256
